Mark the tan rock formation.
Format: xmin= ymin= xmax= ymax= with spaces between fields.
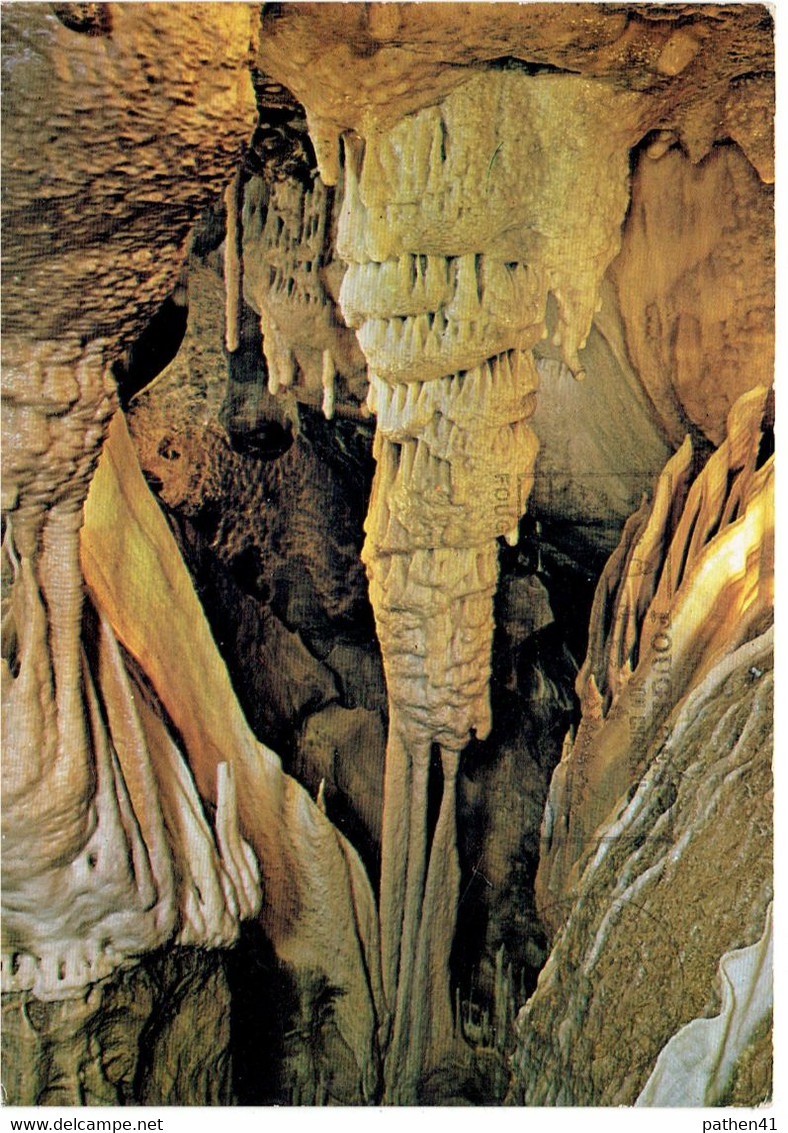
xmin=241 ymin=175 xmax=368 ymax=412
xmin=2 ymin=0 xmax=262 ymax=1011
xmin=537 ymin=385 xmax=774 ymax=917
xmin=80 ymin=412 xmax=384 ymax=1100
xmin=510 ymin=619 xmax=772 ymax=1104
xmin=127 ymin=263 xmax=370 ymax=642
xmin=2 ymin=4 xmax=383 ymax=1103
xmin=325 ymin=67 xmax=641 ymax=1100
xmin=611 ymin=144 xmax=774 ymax=447
xmin=529 ymin=281 xmax=673 ymax=556
xmin=2 ymin=3 xmax=259 ymax=346
xmin=1 ymin=0 xmax=775 ymax=1108
xmin=511 ymin=386 xmax=773 ymax=1105
xmin=253 ymin=4 xmax=774 ymax=1103
xmin=257 ymin=4 xmax=772 ymax=173
xmin=2 ymin=950 xmax=235 ymax=1105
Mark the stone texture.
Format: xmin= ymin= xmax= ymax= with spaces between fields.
xmin=530 ymin=284 xmax=674 ymax=559
xmin=80 ymin=411 xmax=384 ymax=1103
xmin=127 ymin=264 xmax=375 ymax=653
xmin=242 ymin=174 xmax=369 ymax=412
xmin=2 ymin=2 xmax=259 ymax=349
xmin=1 ymin=949 xmax=233 ymax=1106
xmin=537 ymin=386 xmax=773 ymax=911
xmin=257 ymin=5 xmax=773 ymax=183
xmin=295 ymin=704 xmax=386 ymax=861
xmin=510 ymin=626 xmax=773 ymax=1106
xmin=512 ymin=387 xmax=773 ymax=1107
xmin=611 ymin=143 xmax=774 ymax=448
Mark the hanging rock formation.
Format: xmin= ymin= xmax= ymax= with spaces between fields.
xmin=80 ymin=412 xmax=384 ymax=1102
xmin=2 ymin=4 xmax=261 ymax=1087
xmin=241 ymin=174 xmax=369 ymax=414
xmin=327 ymin=68 xmax=643 ymax=1100
xmin=127 ymin=258 xmax=386 ymax=877
xmin=254 ymin=2 xmax=773 ymax=1103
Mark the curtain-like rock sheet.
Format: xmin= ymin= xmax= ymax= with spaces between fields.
xmin=509 ymin=385 xmax=773 ymax=1106
xmin=537 ymin=385 xmax=774 ymax=912
xmin=80 ymin=412 xmax=384 ymax=1102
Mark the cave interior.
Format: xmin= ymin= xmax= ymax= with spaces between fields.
xmin=0 ymin=0 xmax=775 ymax=1109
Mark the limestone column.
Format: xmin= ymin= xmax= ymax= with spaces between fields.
xmin=332 ymin=70 xmax=639 ymax=1101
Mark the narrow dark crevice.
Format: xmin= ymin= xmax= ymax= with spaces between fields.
xmin=113 ymin=293 xmax=188 ymax=409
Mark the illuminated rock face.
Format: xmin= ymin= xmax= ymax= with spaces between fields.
xmin=512 ymin=388 xmax=773 ymax=1105
xmin=1 ymin=0 xmax=775 ymax=1109
xmin=254 ymin=4 xmax=773 ymax=1105
xmin=611 ymin=144 xmax=775 ymax=449
xmin=242 ymin=175 xmax=369 ymax=413
xmin=537 ymin=386 xmax=774 ymax=915
xmin=2 ymin=0 xmax=260 ymax=1004
xmin=2 ymin=3 xmax=383 ymax=1104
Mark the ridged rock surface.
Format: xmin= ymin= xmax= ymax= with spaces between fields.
xmin=80 ymin=411 xmax=385 ymax=1102
xmin=2 ymin=3 xmax=258 ymax=347
xmin=241 ymin=175 xmax=369 ymax=412
xmin=511 ymin=387 xmax=773 ymax=1106
xmin=2 ymin=1 xmax=775 ymax=1109
xmin=538 ymin=386 xmax=774 ymax=908
xmin=510 ymin=625 xmax=772 ymax=1106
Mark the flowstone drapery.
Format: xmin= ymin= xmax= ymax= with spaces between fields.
xmin=1 ymin=5 xmax=384 ymax=1102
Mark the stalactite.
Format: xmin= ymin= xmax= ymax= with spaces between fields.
xmin=1 ymin=0 xmax=775 ymax=1107
xmin=331 ymin=68 xmax=640 ymax=1100
xmin=241 ymin=174 xmax=368 ymax=412
xmin=224 ymin=171 xmax=244 ymax=355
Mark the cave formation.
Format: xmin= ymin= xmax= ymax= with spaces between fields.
xmin=1 ymin=1 xmax=774 ymax=1108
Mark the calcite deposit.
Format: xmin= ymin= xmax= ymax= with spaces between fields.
xmin=1 ymin=1 xmax=774 ymax=1110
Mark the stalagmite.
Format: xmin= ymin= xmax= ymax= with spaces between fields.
xmin=321 ymin=350 xmax=336 ymax=420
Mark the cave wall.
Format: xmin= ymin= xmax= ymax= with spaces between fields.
xmin=1 ymin=1 xmax=774 ymax=1109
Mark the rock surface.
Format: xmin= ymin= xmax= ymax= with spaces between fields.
xmin=1 ymin=1 xmax=774 ymax=1110
xmin=512 ymin=387 xmax=773 ymax=1106
xmin=510 ymin=626 xmax=773 ymax=1106
xmin=2 ymin=950 xmax=234 ymax=1106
